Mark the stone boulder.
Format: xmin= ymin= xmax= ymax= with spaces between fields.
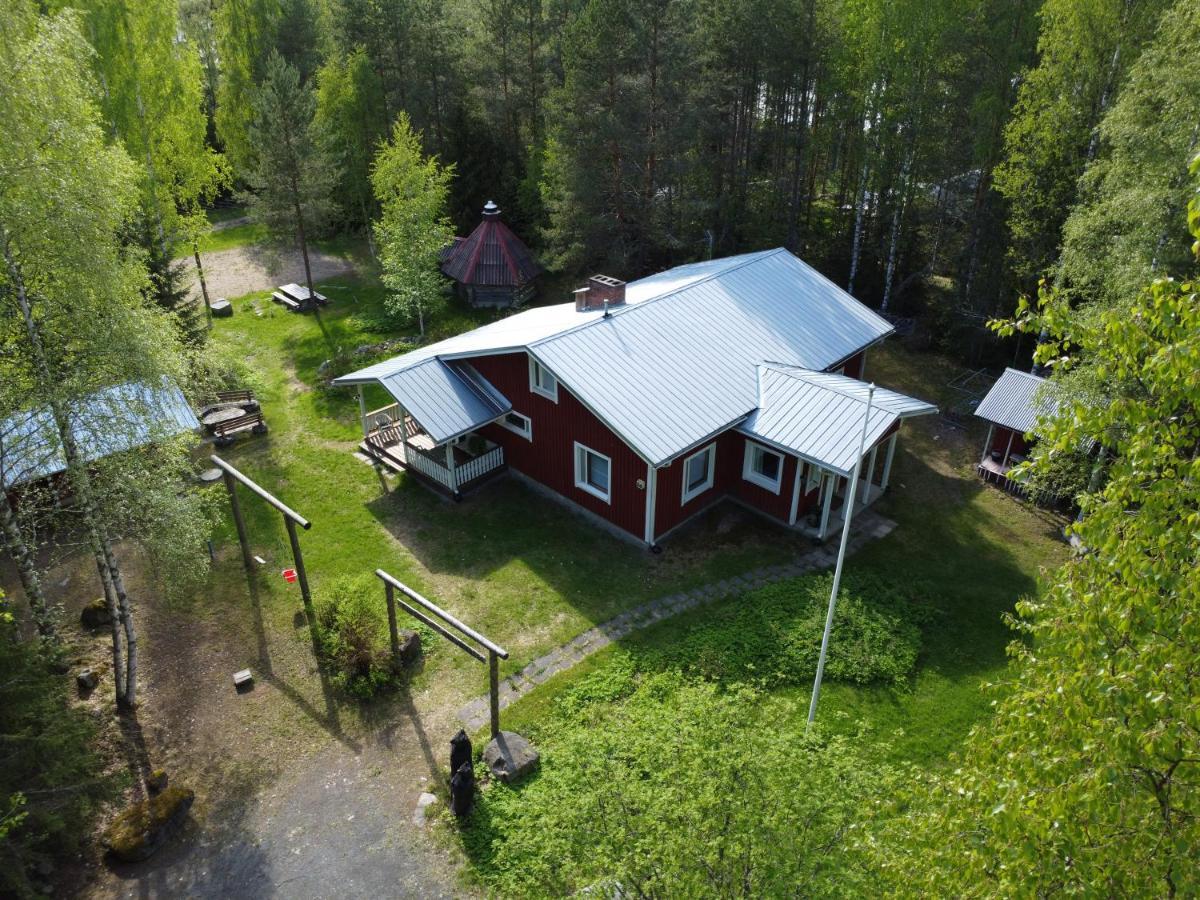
xmin=102 ymin=786 xmax=195 ymax=862
xmin=398 ymin=629 xmax=422 ymax=667
xmin=482 ymin=731 xmax=539 ymax=783
xmin=80 ymin=598 xmax=111 ymax=629
xmin=76 ymin=668 xmax=100 ymax=692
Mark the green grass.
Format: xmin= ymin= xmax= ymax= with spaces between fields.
xmin=205 ymin=204 xmax=246 ymax=225
xmin=194 ymin=222 xmax=267 ymax=254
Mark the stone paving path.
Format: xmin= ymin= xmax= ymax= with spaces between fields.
xmin=458 ymin=509 xmax=897 ymax=732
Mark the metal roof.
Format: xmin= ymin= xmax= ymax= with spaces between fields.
xmin=974 ymin=368 xmax=1056 ymax=433
xmin=337 ymin=248 xmax=894 ymax=463
xmin=380 ymin=359 xmax=511 ymax=444
xmin=0 ymin=379 xmax=199 ymax=490
xmin=739 ymin=365 xmax=936 ymax=476
xmin=529 ymin=249 xmax=894 ymax=464
xmin=441 ymin=202 xmax=541 ymax=288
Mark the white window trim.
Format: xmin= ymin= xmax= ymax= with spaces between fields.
xmin=529 ymin=356 xmax=558 ymax=402
xmin=574 ymin=441 xmax=612 ymax=504
xmin=680 ymin=443 xmax=716 ymax=505
xmin=743 ymin=441 xmax=784 ymax=494
xmin=500 ymin=410 xmax=532 ymax=441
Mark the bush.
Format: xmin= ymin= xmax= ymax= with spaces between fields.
xmin=639 ymin=572 xmax=927 ymax=687
xmin=315 ymin=575 xmax=399 ymax=699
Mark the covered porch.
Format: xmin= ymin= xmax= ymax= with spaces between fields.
xmin=795 ymin=430 xmax=900 ymax=540
xmin=358 ymin=401 xmax=506 ymax=497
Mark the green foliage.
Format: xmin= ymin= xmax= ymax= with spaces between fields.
xmin=315 ymin=574 xmax=399 ymax=699
xmin=465 ymin=673 xmax=894 ymax=897
xmin=872 ymin=168 xmax=1200 ymax=895
xmin=371 ymin=113 xmax=455 ymax=336
xmin=242 ymin=51 xmax=336 ymax=266
xmin=0 ymin=591 xmax=108 ymax=898
xmin=639 ymin=573 xmax=926 ymax=688
xmin=1058 ymin=0 xmax=1200 ymax=312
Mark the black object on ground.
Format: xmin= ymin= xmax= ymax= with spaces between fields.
xmin=450 ymin=729 xmax=472 ymax=776
xmin=449 ymin=761 xmax=474 ymax=818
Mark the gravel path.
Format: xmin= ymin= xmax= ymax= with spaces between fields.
xmin=187 ymin=244 xmax=357 ymax=302
xmin=458 ymin=509 xmax=897 ymax=732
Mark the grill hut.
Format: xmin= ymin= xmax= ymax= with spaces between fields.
xmin=441 ymin=201 xmax=541 ymax=309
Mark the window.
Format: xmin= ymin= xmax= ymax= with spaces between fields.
xmin=574 ymin=442 xmax=611 ymax=503
xmin=501 ymin=410 xmax=532 ymax=440
xmin=681 ymin=444 xmax=716 ymax=504
xmin=743 ymin=441 xmax=784 ymax=493
xmin=529 ymin=356 xmax=558 ymax=401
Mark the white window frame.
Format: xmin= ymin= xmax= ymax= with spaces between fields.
xmin=529 ymin=356 xmax=558 ymax=402
xmin=573 ymin=441 xmax=612 ymax=504
xmin=680 ymin=443 xmax=716 ymax=505
xmin=500 ymin=410 xmax=533 ymax=441
xmin=743 ymin=441 xmax=784 ymax=494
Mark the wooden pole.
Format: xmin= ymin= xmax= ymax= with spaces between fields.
xmin=223 ymin=470 xmax=253 ymax=570
xmin=385 ymin=581 xmax=400 ymax=666
xmin=284 ymin=515 xmax=312 ymax=611
xmin=489 ymin=650 xmax=501 ymax=739
xmin=357 ymin=385 xmax=369 ymax=439
xmin=818 ymin=473 xmax=835 ymax=539
xmin=881 ymin=433 xmax=898 ymax=492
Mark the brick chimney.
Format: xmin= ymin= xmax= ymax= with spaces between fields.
xmin=574 ymin=274 xmax=626 ymax=312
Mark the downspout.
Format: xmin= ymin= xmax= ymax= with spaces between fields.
xmin=643 ymin=462 xmax=658 ymax=550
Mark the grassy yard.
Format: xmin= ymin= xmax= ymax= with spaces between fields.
xmin=195 ymin=221 xmax=267 ymax=254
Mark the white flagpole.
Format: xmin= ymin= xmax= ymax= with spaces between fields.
xmin=807 ymin=383 xmax=875 ymax=729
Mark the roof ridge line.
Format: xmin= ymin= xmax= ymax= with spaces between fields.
xmin=527 ymin=248 xmax=787 ymax=349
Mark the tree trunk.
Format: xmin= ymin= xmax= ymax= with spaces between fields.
xmin=3 ymin=225 xmax=134 ymax=704
xmin=102 ymin=539 xmax=137 ymax=707
xmin=193 ymin=243 xmax=212 ymax=329
xmin=0 ymin=485 xmax=54 ymax=641
xmin=96 ymin=549 xmax=126 ymax=700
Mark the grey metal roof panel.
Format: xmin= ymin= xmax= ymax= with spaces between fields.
xmin=738 ymin=366 xmax=936 ymax=476
xmin=379 ymin=358 xmax=511 ymax=444
xmin=974 ymin=368 xmax=1056 ymax=433
xmin=530 ymin=249 xmax=894 ymax=464
xmin=0 ymin=379 xmax=199 ymax=490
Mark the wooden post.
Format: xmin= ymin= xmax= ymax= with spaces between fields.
xmin=981 ymin=423 xmax=995 ymax=464
xmin=865 ymin=443 xmax=879 ymax=504
xmin=446 ymin=440 xmax=458 ymax=495
xmin=789 ymin=461 xmax=804 ymax=526
xmin=284 ymin=515 xmax=312 ymax=611
xmin=489 ymin=650 xmax=501 ymax=739
xmin=385 ymin=581 xmax=400 ymax=665
xmin=881 ymin=433 xmax=898 ymax=492
xmin=222 ymin=470 xmax=253 ymax=570
xmin=818 ymin=473 xmax=835 ymax=539
xmin=357 ymin=385 xmax=368 ymax=439
xmin=1002 ymin=430 xmax=1016 ymax=467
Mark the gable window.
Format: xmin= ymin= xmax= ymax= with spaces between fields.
xmin=529 ymin=357 xmax=558 ymax=401
xmin=681 ymin=444 xmax=716 ymax=504
xmin=574 ymin=442 xmax=611 ymax=503
xmin=743 ymin=441 xmax=784 ymax=494
xmin=501 ymin=410 xmax=532 ymax=440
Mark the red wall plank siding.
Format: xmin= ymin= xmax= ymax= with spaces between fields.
xmin=653 ymin=438 xmax=729 ymax=538
xmin=472 ymin=352 xmax=649 ymax=539
xmin=836 ymin=351 xmax=864 ymax=378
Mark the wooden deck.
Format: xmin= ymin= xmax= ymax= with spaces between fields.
xmin=361 ymin=431 xmax=506 ymax=497
xmin=977 ymin=455 xmax=1027 ymax=495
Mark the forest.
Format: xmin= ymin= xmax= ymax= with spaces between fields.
xmin=2 ymin=0 xmax=1199 ymax=895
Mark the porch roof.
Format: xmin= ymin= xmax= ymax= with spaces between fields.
xmin=379 ymin=359 xmax=511 ymax=444
xmin=973 ymin=368 xmax=1055 ymax=434
xmin=737 ymin=365 xmax=936 ymax=476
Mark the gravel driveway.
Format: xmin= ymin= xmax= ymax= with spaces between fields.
xmin=187 ymin=244 xmax=358 ymax=302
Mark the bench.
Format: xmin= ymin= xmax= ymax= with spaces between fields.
xmin=213 ymin=411 xmax=268 ymax=445
xmin=272 ymin=291 xmax=301 ymax=311
xmin=278 ymin=283 xmax=330 ymax=310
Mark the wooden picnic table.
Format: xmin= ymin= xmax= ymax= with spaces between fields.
xmin=201 ymin=406 xmax=246 ymax=430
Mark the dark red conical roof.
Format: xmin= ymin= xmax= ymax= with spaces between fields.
xmin=441 ymin=201 xmax=542 ymax=288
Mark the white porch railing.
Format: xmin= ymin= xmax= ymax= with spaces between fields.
xmin=456 ymin=446 xmax=505 ymax=485
xmin=404 ymin=446 xmax=456 ymax=489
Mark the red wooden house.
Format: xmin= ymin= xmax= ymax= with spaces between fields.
xmin=335 ymin=249 xmax=936 ymax=547
xmin=973 ymin=367 xmax=1056 ymax=492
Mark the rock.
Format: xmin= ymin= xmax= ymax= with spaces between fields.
xmin=449 ymin=729 xmax=472 ymax=776
xmin=398 ymin=629 xmax=422 ymax=667
xmin=449 ymin=762 xmax=474 ymax=818
xmin=102 ymin=786 xmax=194 ymax=862
xmin=412 ymin=792 xmax=438 ymax=826
xmin=80 ymin=598 xmax=112 ymax=629
xmin=147 ymin=770 xmax=168 ymax=796
xmin=482 ymin=731 xmax=539 ymax=783
xmin=76 ymin=668 xmax=100 ymax=691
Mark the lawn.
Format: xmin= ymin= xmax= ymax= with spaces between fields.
xmin=194 ymin=221 xmax=267 ymax=254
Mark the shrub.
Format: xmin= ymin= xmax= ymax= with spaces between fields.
xmin=639 ymin=572 xmax=927 ymax=687
xmin=315 ymin=575 xmax=399 ymax=699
